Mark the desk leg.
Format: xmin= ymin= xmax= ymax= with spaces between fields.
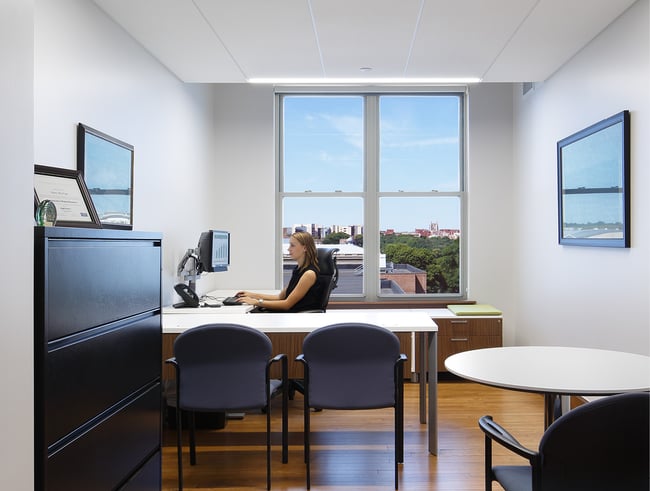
xmin=428 ymin=331 xmax=438 ymax=455
xmin=419 ymin=333 xmax=426 ymax=424
xmin=544 ymin=393 xmax=561 ymax=430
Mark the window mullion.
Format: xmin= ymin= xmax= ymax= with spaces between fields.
xmin=364 ymin=95 xmax=380 ymax=301
xmin=275 ymin=93 xmax=284 ymax=289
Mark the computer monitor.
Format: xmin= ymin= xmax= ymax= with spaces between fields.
xmin=197 ymin=230 xmax=230 ymax=273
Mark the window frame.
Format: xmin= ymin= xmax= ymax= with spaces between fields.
xmin=275 ymin=87 xmax=468 ymax=302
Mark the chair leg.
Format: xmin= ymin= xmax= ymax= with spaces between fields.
xmin=394 ymin=407 xmax=399 ymax=490
xmin=397 ymin=363 xmax=404 ymax=464
xmin=394 ymin=403 xmax=402 ymax=489
xmin=266 ymin=402 xmax=271 ymax=490
xmin=176 ymin=407 xmax=184 ymax=491
xmin=189 ymin=411 xmax=197 ymax=466
xmin=304 ymin=393 xmax=311 ymax=488
xmin=484 ymin=434 xmax=492 ymax=491
xmin=396 ymin=397 xmax=404 ymax=463
xmin=395 ymin=361 xmax=405 ymax=489
xmin=282 ymin=359 xmax=289 ymax=464
xmin=290 ymin=378 xmax=304 ymax=398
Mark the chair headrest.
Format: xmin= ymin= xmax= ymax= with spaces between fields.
xmin=316 ymin=248 xmax=339 ymax=276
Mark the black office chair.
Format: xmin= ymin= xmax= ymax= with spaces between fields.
xmin=297 ymin=322 xmax=407 ymax=489
xmin=307 ymin=247 xmax=339 ymax=313
xmin=166 ymin=323 xmax=288 ymax=490
xmin=249 ymin=247 xmax=338 ymax=314
xmin=478 ymin=392 xmax=650 ymax=491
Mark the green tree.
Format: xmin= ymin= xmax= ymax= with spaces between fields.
xmin=323 ymin=231 xmax=350 ymax=244
xmin=382 ymin=235 xmax=459 ymax=294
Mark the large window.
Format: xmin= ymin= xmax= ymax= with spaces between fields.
xmin=278 ymin=91 xmax=465 ymax=301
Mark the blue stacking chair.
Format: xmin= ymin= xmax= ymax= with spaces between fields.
xmin=297 ymin=322 xmax=407 ymax=489
xmin=166 ymin=323 xmax=288 ymax=490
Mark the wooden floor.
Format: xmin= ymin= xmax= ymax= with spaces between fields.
xmin=162 ymin=377 xmax=545 ymax=490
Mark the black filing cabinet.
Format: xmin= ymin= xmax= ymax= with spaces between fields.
xmin=34 ymin=227 xmax=162 ymax=490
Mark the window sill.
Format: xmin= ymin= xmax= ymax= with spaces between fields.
xmin=328 ymin=300 xmax=475 ymax=310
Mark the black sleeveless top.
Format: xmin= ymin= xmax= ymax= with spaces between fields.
xmin=285 ymin=264 xmax=323 ymax=312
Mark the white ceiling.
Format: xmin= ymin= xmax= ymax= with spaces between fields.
xmin=92 ymin=0 xmax=637 ymax=84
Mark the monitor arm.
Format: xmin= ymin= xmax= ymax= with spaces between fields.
xmin=177 ymin=248 xmax=200 ymax=292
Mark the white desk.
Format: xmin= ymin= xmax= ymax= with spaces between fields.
xmin=163 ymin=307 xmax=439 ymax=455
xmin=445 ymin=346 xmax=650 ymax=428
xmin=164 ymin=304 xmax=253 ymax=314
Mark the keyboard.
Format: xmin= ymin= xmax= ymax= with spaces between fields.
xmin=222 ymin=296 xmax=243 ymax=306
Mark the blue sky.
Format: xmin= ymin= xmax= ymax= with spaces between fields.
xmin=84 ymin=133 xmax=132 ymax=190
xmin=561 ymin=121 xmax=623 ymax=189
xmin=282 ymin=94 xmax=462 ymax=231
xmin=83 ymin=132 xmax=133 ymax=218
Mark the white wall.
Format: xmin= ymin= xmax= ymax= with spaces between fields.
xmin=512 ymin=0 xmax=649 ymax=354
xmin=211 ymin=84 xmax=278 ymax=290
xmin=466 ymin=83 xmax=517 ymax=344
xmin=34 ymin=0 xmax=218 ymax=305
xmin=0 ymin=1 xmax=35 ymax=488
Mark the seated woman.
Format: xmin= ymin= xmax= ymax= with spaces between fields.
xmin=235 ymin=231 xmax=324 ymax=312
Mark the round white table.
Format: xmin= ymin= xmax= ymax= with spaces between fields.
xmin=444 ymin=346 xmax=650 ymax=428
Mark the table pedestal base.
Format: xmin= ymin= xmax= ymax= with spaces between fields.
xmin=543 ymin=394 xmax=563 ymax=429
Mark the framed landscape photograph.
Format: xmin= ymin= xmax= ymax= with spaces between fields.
xmin=77 ymin=123 xmax=134 ymax=230
xmin=557 ymin=110 xmax=630 ymax=248
xmin=34 ymin=164 xmax=101 ymax=228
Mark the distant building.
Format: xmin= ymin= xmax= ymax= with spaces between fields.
xmin=381 ymin=264 xmax=427 ymax=294
xmin=332 ymin=224 xmax=363 ymax=237
xmin=438 ymin=229 xmax=460 ymax=239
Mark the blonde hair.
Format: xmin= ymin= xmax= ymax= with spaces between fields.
xmin=291 ymin=231 xmax=320 ymax=272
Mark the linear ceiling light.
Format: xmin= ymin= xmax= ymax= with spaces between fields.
xmin=247 ymin=77 xmax=482 ymax=85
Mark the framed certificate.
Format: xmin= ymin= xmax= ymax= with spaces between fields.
xmin=34 ymin=165 xmax=101 ymax=228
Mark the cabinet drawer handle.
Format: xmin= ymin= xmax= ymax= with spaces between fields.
xmin=450 ymin=320 xmax=468 ymax=324
xmin=451 ymin=337 xmax=469 ymax=342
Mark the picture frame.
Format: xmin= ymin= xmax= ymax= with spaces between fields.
xmin=77 ymin=123 xmax=134 ymax=230
xmin=34 ymin=164 xmax=101 ymax=228
xmin=557 ymin=110 xmax=630 ymax=248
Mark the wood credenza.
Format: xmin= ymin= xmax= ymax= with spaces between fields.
xmin=162 ymin=312 xmax=503 ymax=381
xmin=163 ymin=331 xmax=413 ymax=381
xmin=34 ymin=227 xmax=162 ymax=490
xmin=434 ymin=317 xmax=503 ymax=372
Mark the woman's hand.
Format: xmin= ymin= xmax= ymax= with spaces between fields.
xmin=236 ymin=296 xmax=260 ymax=306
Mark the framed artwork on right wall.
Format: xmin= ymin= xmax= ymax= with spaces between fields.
xmin=557 ymin=110 xmax=630 ymax=248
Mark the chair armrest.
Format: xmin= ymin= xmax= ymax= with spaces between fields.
xmin=296 ymin=353 xmax=306 ymax=363
xmin=394 ymin=353 xmax=407 ymax=370
xmin=479 ymin=415 xmax=537 ymax=462
xmin=268 ymin=353 xmax=288 ymax=382
xmin=270 ymin=353 xmax=287 ymax=363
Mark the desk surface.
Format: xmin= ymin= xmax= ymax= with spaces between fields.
xmin=445 ymin=346 xmax=650 ymax=395
xmin=165 ymin=290 xmax=441 ymax=333
xmin=165 ymin=290 xmax=499 ymax=321
xmin=163 ymin=309 xmax=438 ymax=334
